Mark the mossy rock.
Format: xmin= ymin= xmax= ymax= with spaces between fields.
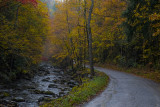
xmin=0 ymin=92 xmax=10 ymax=98
xmin=38 ymin=97 xmax=52 ymax=103
xmin=33 ymin=90 xmax=56 ymax=96
xmin=43 ymin=91 xmax=56 ymax=96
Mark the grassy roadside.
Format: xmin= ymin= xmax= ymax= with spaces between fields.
xmin=95 ymin=63 xmax=160 ymax=83
xmin=41 ymin=70 xmax=109 ymax=107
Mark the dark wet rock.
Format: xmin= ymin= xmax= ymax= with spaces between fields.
xmin=33 ymin=90 xmax=56 ymax=96
xmin=42 ymin=78 xmax=50 ymax=82
xmin=52 ymin=79 xmax=59 ymax=83
xmin=59 ymin=92 xmax=65 ymax=97
xmin=68 ymin=84 xmax=75 ymax=88
xmin=53 ymin=69 xmax=61 ymax=73
xmin=22 ymin=85 xmax=36 ymax=90
xmin=12 ymin=97 xmax=25 ymax=102
xmin=44 ymin=71 xmax=50 ymax=75
xmin=60 ymin=80 xmax=67 ymax=84
xmin=33 ymin=90 xmax=45 ymax=94
xmin=38 ymin=67 xmax=45 ymax=71
xmin=23 ymin=76 xmax=32 ymax=80
xmin=38 ymin=97 xmax=43 ymax=102
xmin=43 ymin=91 xmax=56 ymax=96
xmin=58 ymin=87 xmax=62 ymax=90
xmin=3 ymin=85 xmax=12 ymax=88
xmin=21 ymin=90 xmax=29 ymax=95
xmin=67 ymin=81 xmax=76 ymax=85
xmin=0 ymin=92 xmax=10 ymax=98
xmin=0 ymin=100 xmax=17 ymax=107
xmin=58 ymin=76 xmax=62 ymax=79
xmin=25 ymin=86 xmax=36 ymax=90
xmin=61 ymin=88 xmax=69 ymax=91
xmin=48 ymin=84 xmax=58 ymax=88
xmin=38 ymin=97 xmax=52 ymax=103
xmin=15 ymin=87 xmax=23 ymax=91
xmin=67 ymin=81 xmax=76 ymax=88
xmin=46 ymin=77 xmax=50 ymax=80
xmin=39 ymin=66 xmax=50 ymax=75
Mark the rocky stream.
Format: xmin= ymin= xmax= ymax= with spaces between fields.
xmin=0 ymin=63 xmax=78 ymax=107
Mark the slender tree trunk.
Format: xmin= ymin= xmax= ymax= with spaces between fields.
xmin=83 ymin=0 xmax=87 ymax=69
xmin=77 ymin=0 xmax=82 ymax=69
xmin=14 ymin=4 xmax=21 ymax=29
xmin=65 ymin=0 xmax=74 ymax=71
xmin=10 ymin=4 xmax=21 ymax=72
xmin=87 ymin=0 xmax=95 ymax=76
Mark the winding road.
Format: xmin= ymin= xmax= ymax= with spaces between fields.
xmin=84 ymin=66 xmax=160 ymax=107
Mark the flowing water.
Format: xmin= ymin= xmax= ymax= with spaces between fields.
xmin=0 ymin=63 xmax=78 ymax=107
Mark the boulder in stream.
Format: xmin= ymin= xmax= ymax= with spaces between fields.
xmin=12 ymin=97 xmax=25 ymax=102
xmin=59 ymin=92 xmax=65 ymax=97
xmin=33 ymin=90 xmax=45 ymax=94
xmin=38 ymin=96 xmax=52 ymax=103
xmin=33 ymin=90 xmax=56 ymax=96
xmin=42 ymin=77 xmax=50 ymax=82
xmin=43 ymin=91 xmax=56 ymax=96
xmin=61 ymin=88 xmax=69 ymax=91
xmin=52 ymin=79 xmax=59 ymax=83
xmin=60 ymin=79 xmax=67 ymax=84
xmin=53 ymin=69 xmax=61 ymax=73
xmin=48 ymin=84 xmax=58 ymax=88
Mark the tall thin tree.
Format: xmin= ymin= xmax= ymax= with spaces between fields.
xmin=87 ymin=0 xmax=95 ymax=77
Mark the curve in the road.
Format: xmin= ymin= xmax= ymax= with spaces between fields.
xmin=84 ymin=67 xmax=160 ymax=107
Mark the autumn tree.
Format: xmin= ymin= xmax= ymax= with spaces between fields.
xmin=50 ymin=0 xmax=159 ymax=75
xmin=90 ymin=0 xmax=126 ymax=65
xmin=123 ymin=0 xmax=160 ymax=68
xmin=0 ymin=0 xmax=49 ymax=81
xmin=50 ymin=0 xmax=127 ymax=72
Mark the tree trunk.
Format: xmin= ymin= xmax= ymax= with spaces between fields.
xmin=78 ymin=0 xmax=82 ymax=69
xmin=14 ymin=4 xmax=21 ymax=29
xmin=83 ymin=0 xmax=87 ymax=69
xmin=65 ymin=0 xmax=74 ymax=71
xmin=87 ymin=0 xmax=95 ymax=77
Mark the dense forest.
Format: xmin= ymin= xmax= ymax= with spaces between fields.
xmin=0 ymin=0 xmax=160 ymax=81
xmin=50 ymin=0 xmax=160 ymax=71
xmin=0 ymin=0 xmax=49 ymax=81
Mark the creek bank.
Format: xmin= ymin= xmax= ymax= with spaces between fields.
xmin=41 ymin=70 xmax=109 ymax=107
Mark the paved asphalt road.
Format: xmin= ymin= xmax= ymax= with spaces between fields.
xmin=84 ymin=66 xmax=160 ymax=107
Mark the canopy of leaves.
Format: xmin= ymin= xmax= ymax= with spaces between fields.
xmin=0 ymin=0 xmax=49 ymax=81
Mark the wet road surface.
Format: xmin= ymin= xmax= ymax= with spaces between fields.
xmin=84 ymin=66 xmax=160 ymax=107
